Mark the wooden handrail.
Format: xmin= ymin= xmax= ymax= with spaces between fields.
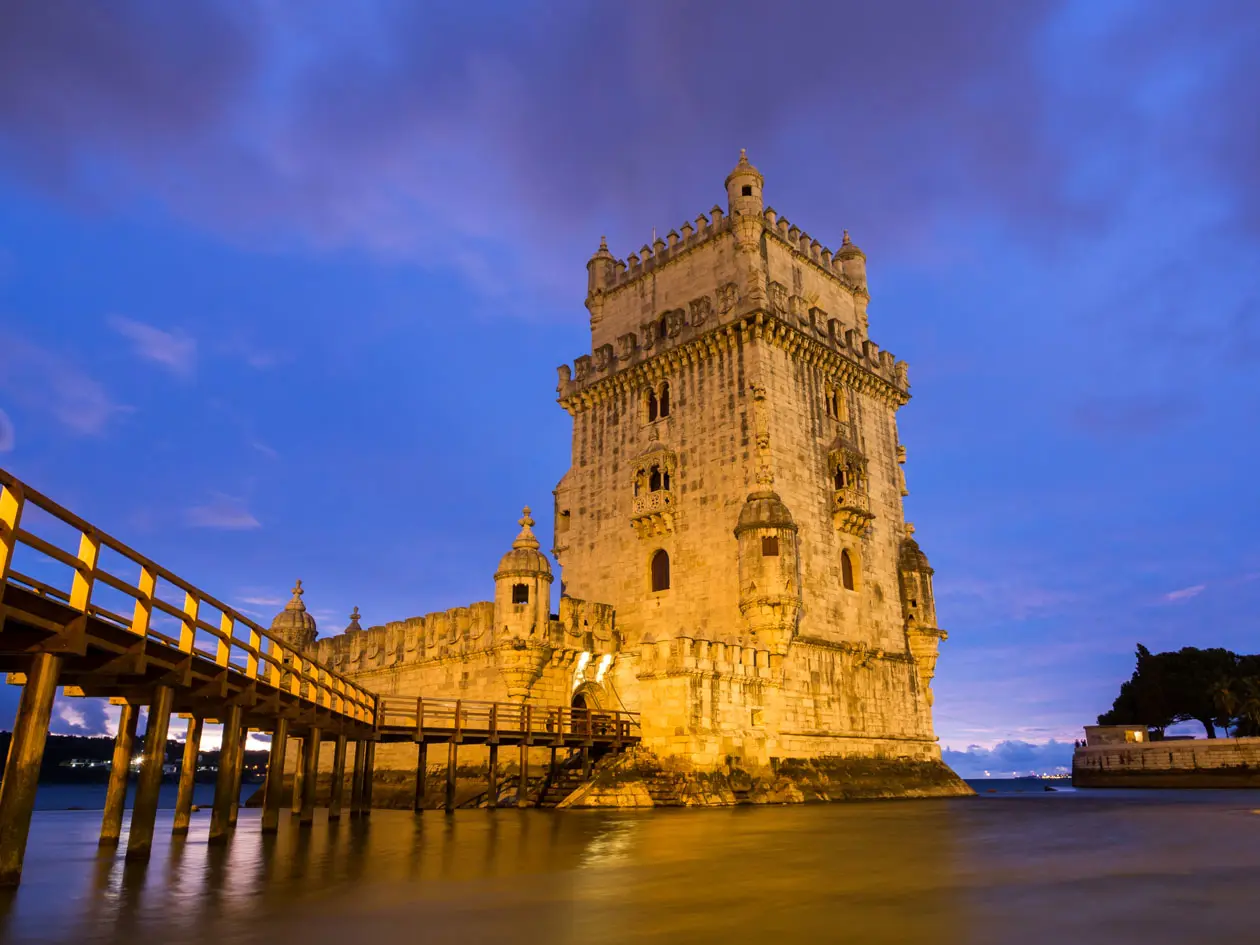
xmin=0 ymin=467 xmax=377 ymax=725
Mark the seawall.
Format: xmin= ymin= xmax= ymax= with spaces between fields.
xmin=1073 ymin=737 xmax=1260 ymax=789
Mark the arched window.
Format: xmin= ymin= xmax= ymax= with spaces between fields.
xmin=511 ymin=583 xmax=530 ymax=604
xmin=834 ymin=467 xmax=847 ymax=490
xmin=650 ymin=549 xmax=670 ymax=591
xmin=841 ymin=550 xmax=855 ymax=591
xmin=761 ymin=535 xmax=780 ymax=557
xmin=646 ymin=388 xmax=658 ymax=422
xmin=649 ymin=465 xmax=663 ymax=492
xmin=659 ymin=381 xmax=670 ymax=418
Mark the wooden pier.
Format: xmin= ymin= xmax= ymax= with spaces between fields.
xmin=0 ymin=467 xmax=641 ymax=887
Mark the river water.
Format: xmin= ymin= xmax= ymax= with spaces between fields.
xmin=1 ymin=785 xmax=1257 ymax=945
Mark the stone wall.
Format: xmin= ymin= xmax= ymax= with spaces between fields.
xmin=1073 ymin=737 xmax=1260 ymax=788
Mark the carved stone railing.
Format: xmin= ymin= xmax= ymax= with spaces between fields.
xmin=631 ymin=489 xmax=676 ymax=537
xmin=833 ymin=487 xmax=874 ymax=536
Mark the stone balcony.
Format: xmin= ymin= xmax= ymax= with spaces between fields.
xmin=631 ymin=489 xmax=677 ymax=537
xmin=832 ymin=487 xmax=874 ymax=536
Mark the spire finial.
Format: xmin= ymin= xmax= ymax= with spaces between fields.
xmin=906 ymin=522 xmax=916 ymax=536
xmin=512 ymin=505 xmax=540 ymax=551
xmin=350 ymin=605 xmax=360 ymax=621
xmin=519 ymin=506 xmax=534 ymax=530
xmin=842 ymin=229 xmax=852 ymax=245
xmin=740 ymin=147 xmax=747 ymax=161
xmin=292 ymin=579 xmax=303 ymax=599
xmin=600 ymin=235 xmax=608 ymax=250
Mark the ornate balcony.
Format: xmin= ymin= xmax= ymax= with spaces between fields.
xmin=832 ymin=486 xmax=874 ymax=536
xmin=631 ymin=489 xmax=677 ymax=537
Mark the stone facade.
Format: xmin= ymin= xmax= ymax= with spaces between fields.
xmin=1074 ymin=737 xmax=1260 ymax=788
xmin=302 ymin=153 xmax=959 ymax=791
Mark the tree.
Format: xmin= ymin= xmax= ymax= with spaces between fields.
xmin=1099 ymin=644 xmax=1247 ymax=738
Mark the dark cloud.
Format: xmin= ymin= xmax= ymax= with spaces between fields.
xmin=943 ymin=739 xmax=1074 ymax=778
xmin=4 ymin=1 xmax=1255 ymax=303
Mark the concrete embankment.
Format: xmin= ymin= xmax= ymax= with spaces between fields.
xmin=1073 ymin=737 xmax=1260 ymax=789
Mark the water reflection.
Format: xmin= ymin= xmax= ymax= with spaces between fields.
xmin=0 ymin=793 xmax=1258 ymax=944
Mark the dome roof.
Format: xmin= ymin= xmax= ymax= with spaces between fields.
xmin=734 ymin=490 xmax=798 ymax=536
xmin=899 ymin=535 xmax=933 ymax=573
xmin=837 ymin=229 xmax=865 ymax=259
xmin=724 ymin=148 xmax=764 ymax=188
xmin=269 ymin=580 xmax=317 ymax=650
xmin=495 ymin=507 xmax=553 ymax=580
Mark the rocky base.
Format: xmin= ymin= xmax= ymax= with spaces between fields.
xmin=559 ymin=749 xmax=974 ymax=808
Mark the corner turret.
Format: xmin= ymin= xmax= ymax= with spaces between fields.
xmin=898 ymin=525 xmax=947 ymax=705
xmin=838 ymin=230 xmax=867 ymax=289
xmin=493 ymin=507 xmax=554 ymax=699
xmin=269 ymin=580 xmax=317 ymax=652
xmin=725 ymin=149 xmax=764 ymax=218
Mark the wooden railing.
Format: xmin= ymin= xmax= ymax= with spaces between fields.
xmin=378 ymin=695 xmax=640 ymax=744
xmin=0 ymin=468 xmax=376 ymax=725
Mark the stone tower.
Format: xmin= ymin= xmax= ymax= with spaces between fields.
xmin=493 ymin=508 xmax=554 ymax=700
xmin=554 ymin=152 xmax=948 ymax=768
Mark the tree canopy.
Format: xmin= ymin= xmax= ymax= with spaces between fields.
xmin=1098 ymin=645 xmax=1260 ymax=738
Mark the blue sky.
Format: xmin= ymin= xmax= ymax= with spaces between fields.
xmin=1 ymin=1 xmax=1258 ymax=775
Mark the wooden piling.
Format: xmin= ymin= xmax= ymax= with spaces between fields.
xmin=298 ymin=728 xmax=321 ymax=827
xmin=125 ymin=684 xmax=174 ymax=861
xmin=99 ymin=702 xmax=139 ymax=845
xmin=517 ymin=743 xmax=529 ymax=809
xmin=328 ymin=735 xmax=347 ymax=821
xmin=208 ymin=705 xmax=243 ymax=844
xmin=291 ymin=737 xmax=306 ymax=813
xmin=260 ymin=716 xmax=289 ymax=834
xmin=413 ymin=742 xmax=427 ymax=812
xmin=362 ymin=741 xmax=376 ymax=814
xmin=0 ymin=651 xmax=63 ymax=886
xmin=487 ymin=743 xmax=499 ymax=809
xmin=228 ymin=725 xmax=247 ymax=827
xmin=445 ymin=741 xmax=458 ymax=813
xmin=349 ymin=740 xmax=366 ymax=817
xmin=172 ymin=716 xmax=203 ymax=835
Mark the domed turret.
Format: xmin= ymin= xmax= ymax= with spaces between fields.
xmin=586 ymin=235 xmax=616 ymax=296
xmin=734 ymin=489 xmax=801 ymax=656
xmin=725 ymin=149 xmax=764 ymax=218
xmin=837 ymin=230 xmax=867 ymax=289
xmin=493 ymin=508 xmax=554 ymax=699
xmin=898 ymin=524 xmax=938 ymax=631
xmin=269 ymin=580 xmax=317 ymax=652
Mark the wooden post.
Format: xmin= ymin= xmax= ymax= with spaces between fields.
xmin=328 ymin=735 xmax=347 ymax=821
xmin=517 ymin=703 xmax=532 ymax=809
xmin=0 ymin=652 xmax=63 ymax=886
xmin=261 ymin=716 xmax=289 ymax=834
xmin=125 ymin=684 xmax=174 ymax=861
xmin=208 ymin=704 xmax=243 ymax=844
xmin=349 ymin=740 xmax=366 ymax=817
xmin=413 ymin=742 xmax=428 ymax=812
xmin=299 ymin=728 xmax=321 ymax=827
xmin=228 ymin=725 xmax=247 ymax=827
xmin=487 ymin=743 xmax=499 ymax=809
xmin=99 ymin=702 xmax=139 ymax=845
xmin=444 ymin=741 xmax=458 ymax=813
xmin=362 ymin=741 xmax=376 ymax=814
xmin=291 ymin=737 xmax=306 ymax=813
xmin=581 ymin=707 xmax=593 ymax=779
xmin=172 ymin=715 xmax=203 ymax=835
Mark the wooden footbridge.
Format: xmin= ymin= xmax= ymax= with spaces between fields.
xmin=0 ymin=468 xmax=639 ymax=886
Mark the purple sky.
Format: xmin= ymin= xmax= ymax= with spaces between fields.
xmin=1 ymin=1 xmax=1258 ymax=776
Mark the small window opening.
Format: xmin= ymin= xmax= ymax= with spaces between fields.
xmin=650 ymin=549 xmax=671 ymax=591
xmin=909 ymin=599 xmax=918 ymax=608
xmin=649 ymin=465 xmax=663 ymax=492
xmin=511 ymin=583 xmax=530 ymax=604
xmin=741 ymin=185 xmax=752 ymax=196
xmin=558 ymin=509 xmax=571 ymax=533
xmin=761 ymin=535 xmax=780 ymax=557
xmin=834 ymin=467 xmax=848 ymax=490
xmin=659 ymin=381 xmax=670 ymax=418
xmin=646 ymin=388 xmax=658 ymax=422
xmin=657 ymin=315 xmax=668 ymax=341
xmin=841 ymin=550 xmax=856 ymax=591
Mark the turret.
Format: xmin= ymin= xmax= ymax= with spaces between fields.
xmin=725 ymin=149 xmax=764 ymax=218
xmin=585 ymin=236 xmax=616 ymax=296
xmin=735 ymin=490 xmax=801 ymax=656
xmin=493 ymin=507 xmax=554 ymax=699
xmin=269 ymin=580 xmax=317 ymax=652
xmin=838 ymin=230 xmax=867 ymax=289
xmin=899 ymin=525 xmax=947 ymax=704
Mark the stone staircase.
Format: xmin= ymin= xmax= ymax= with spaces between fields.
xmin=537 ymin=755 xmax=591 ymax=808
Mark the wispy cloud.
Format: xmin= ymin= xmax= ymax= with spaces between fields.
xmin=0 ymin=407 xmax=13 ymax=452
xmin=1163 ymin=584 xmax=1206 ymax=603
xmin=240 ymin=595 xmax=283 ymax=607
xmin=0 ymin=337 xmax=129 ymax=435
xmin=185 ymin=493 xmax=260 ymax=530
xmin=107 ymin=315 xmax=196 ymax=377
xmin=250 ymin=440 xmax=279 ymax=460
